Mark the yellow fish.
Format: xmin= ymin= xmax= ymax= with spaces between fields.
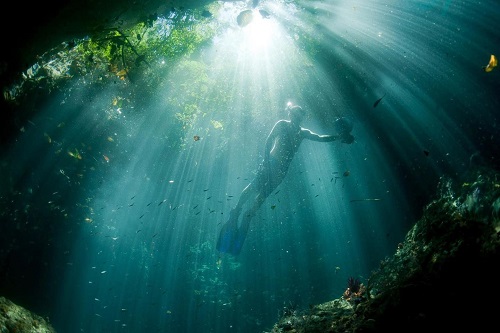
xmin=68 ymin=148 xmax=82 ymax=160
xmin=483 ymin=54 xmax=497 ymax=72
xmin=116 ymin=69 xmax=128 ymax=80
xmin=44 ymin=132 xmax=52 ymax=143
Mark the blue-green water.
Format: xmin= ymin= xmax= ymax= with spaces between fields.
xmin=1 ymin=1 xmax=499 ymax=332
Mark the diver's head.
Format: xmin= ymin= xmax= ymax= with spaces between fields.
xmin=288 ymin=105 xmax=305 ymax=123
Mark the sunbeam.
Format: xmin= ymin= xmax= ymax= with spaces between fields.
xmin=1 ymin=0 xmax=499 ymax=332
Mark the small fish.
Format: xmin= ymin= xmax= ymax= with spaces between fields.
xmin=350 ymin=198 xmax=382 ymax=202
xmin=483 ymin=54 xmax=497 ymax=72
xmin=44 ymin=132 xmax=52 ymax=143
xmin=59 ymin=169 xmax=69 ymax=179
xmin=193 ymin=135 xmax=200 ymax=141
xmin=373 ymin=93 xmax=386 ymax=108
xmin=68 ymin=148 xmax=82 ymax=160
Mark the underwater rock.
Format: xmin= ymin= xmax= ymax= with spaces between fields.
xmin=267 ymin=166 xmax=500 ymax=332
xmin=237 ymin=9 xmax=254 ymax=27
xmin=0 ymin=296 xmax=56 ymax=333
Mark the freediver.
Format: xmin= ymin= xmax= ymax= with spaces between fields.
xmin=216 ymin=103 xmax=355 ymax=255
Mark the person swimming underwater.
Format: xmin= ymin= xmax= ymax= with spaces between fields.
xmin=216 ymin=103 xmax=354 ymax=255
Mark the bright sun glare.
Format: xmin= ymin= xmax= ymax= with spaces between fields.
xmin=241 ymin=10 xmax=277 ymax=52
xmin=215 ymin=4 xmax=281 ymax=56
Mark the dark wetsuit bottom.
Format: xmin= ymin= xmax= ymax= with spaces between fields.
xmin=252 ymin=158 xmax=289 ymax=198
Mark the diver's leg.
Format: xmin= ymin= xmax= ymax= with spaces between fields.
xmin=226 ymin=182 xmax=255 ymax=224
xmin=231 ymin=192 xmax=266 ymax=254
xmin=236 ymin=182 xmax=254 ymax=209
xmin=226 ymin=168 xmax=278 ymax=254
xmin=217 ymin=183 xmax=256 ymax=253
xmin=240 ymin=191 xmax=267 ymax=231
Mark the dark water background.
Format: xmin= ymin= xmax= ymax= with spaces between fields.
xmin=1 ymin=1 xmax=499 ymax=332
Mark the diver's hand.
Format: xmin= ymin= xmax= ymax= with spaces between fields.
xmin=340 ymin=133 xmax=354 ymax=144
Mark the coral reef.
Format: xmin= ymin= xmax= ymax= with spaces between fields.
xmin=342 ymin=277 xmax=366 ymax=306
xmin=267 ymin=166 xmax=500 ymax=332
xmin=0 ymin=297 xmax=55 ymax=333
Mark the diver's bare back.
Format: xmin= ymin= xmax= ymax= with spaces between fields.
xmin=269 ymin=120 xmax=304 ymax=168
